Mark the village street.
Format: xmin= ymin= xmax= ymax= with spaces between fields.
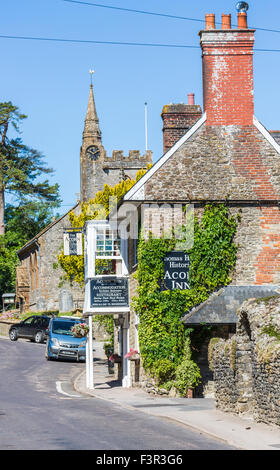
xmin=0 ymin=337 xmax=234 ymax=451
xmin=3 ymin=0 xmax=280 ymax=456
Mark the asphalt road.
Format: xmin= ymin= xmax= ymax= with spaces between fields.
xmin=0 ymin=337 xmax=235 ymax=451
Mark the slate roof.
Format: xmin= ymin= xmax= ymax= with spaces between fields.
xmin=122 ymin=116 xmax=280 ymax=203
xmin=269 ymin=131 xmax=280 ymax=146
xmin=17 ymin=202 xmax=80 ymax=256
xmin=181 ymin=285 xmax=280 ymax=325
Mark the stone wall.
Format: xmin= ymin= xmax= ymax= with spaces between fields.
xmin=38 ymin=212 xmax=83 ymax=312
xmin=0 ymin=320 xmax=16 ymax=337
xmin=92 ymin=319 xmax=111 ymax=342
xmin=211 ymin=296 xmax=280 ymax=425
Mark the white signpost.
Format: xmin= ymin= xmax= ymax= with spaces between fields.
xmin=83 ymin=220 xmax=129 ymax=390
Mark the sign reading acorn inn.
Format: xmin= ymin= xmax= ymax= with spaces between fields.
xmin=160 ymin=251 xmax=190 ymax=291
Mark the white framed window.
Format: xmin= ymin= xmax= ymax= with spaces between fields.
xmin=84 ymin=220 xmax=128 ymax=280
xmin=95 ymin=228 xmax=121 ymax=259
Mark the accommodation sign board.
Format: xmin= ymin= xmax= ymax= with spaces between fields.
xmin=160 ymin=251 xmax=190 ymax=291
xmin=90 ymin=278 xmax=129 ymax=309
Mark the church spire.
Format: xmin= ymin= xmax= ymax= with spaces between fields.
xmin=83 ymin=77 xmax=101 ymax=143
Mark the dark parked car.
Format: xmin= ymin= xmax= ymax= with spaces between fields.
xmin=9 ymin=315 xmax=51 ymax=343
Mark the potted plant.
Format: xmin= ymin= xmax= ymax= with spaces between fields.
xmin=109 ymin=353 xmax=122 ymax=363
xmin=124 ymin=348 xmax=140 ymax=361
xmin=71 ymin=322 xmax=89 ymax=338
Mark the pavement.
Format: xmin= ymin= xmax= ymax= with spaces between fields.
xmin=74 ymin=342 xmax=280 ymax=451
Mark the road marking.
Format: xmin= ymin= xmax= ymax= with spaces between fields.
xmin=56 ymin=381 xmax=86 ymax=399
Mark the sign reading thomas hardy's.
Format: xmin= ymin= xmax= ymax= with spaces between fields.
xmin=90 ymin=278 xmax=129 ymax=309
xmin=160 ymin=251 xmax=190 ymax=291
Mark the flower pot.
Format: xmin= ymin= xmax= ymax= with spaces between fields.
xmin=109 ymin=354 xmax=122 ymax=364
xmin=71 ymin=323 xmax=89 ymax=338
xmin=127 ymin=354 xmax=140 ymax=361
xmin=187 ymin=388 xmax=193 ymax=399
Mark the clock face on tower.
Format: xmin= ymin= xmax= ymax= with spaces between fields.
xmin=86 ymin=146 xmax=100 ymax=161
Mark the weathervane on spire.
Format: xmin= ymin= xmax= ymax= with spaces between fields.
xmin=89 ymin=69 xmax=95 ymax=86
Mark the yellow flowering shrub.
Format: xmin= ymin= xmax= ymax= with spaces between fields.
xmin=57 ymin=166 xmax=152 ymax=286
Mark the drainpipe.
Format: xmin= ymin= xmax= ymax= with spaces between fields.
xmin=34 ymin=240 xmax=40 ymax=291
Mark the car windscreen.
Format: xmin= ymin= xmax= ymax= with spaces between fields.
xmin=51 ymin=320 xmax=76 ymax=335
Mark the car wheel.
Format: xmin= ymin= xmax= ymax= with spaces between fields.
xmin=9 ymin=329 xmax=18 ymax=341
xmin=34 ymin=331 xmax=44 ymax=344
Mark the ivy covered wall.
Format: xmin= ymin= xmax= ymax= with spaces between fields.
xmin=132 ymin=204 xmax=239 ymax=395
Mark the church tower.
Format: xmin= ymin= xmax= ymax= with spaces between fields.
xmin=80 ymin=82 xmax=106 ymax=202
xmin=80 ymin=76 xmax=153 ymax=203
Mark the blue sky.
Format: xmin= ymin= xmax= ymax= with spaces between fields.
xmin=2 ymin=0 xmax=280 ymax=214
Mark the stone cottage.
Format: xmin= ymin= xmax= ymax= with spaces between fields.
xmin=16 ymin=83 xmax=152 ymax=312
xmin=111 ymin=10 xmax=280 ymax=389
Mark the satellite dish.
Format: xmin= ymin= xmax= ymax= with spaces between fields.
xmin=236 ymin=2 xmax=249 ymax=12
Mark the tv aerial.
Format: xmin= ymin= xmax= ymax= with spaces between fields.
xmin=236 ymin=2 xmax=249 ymax=12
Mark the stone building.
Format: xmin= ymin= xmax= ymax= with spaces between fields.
xmin=211 ymin=295 xmax=280 ymax=426
xmin=80 ymin=85 xmax=152 ymax=202
xmin=16 ymin=204 xmax=82 ymax=313
xmin=112 ymin=10 xmax=280 ymax=390
xmin=16 ymin=84 xmax=152 ymax=312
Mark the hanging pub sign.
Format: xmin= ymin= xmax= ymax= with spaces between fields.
xmin=63 ymin=230 xmax=83 ymax=256
xmin=90 ymin=277 xmax=129 ymax=309
xmin=159 ymin=251 xmax=190 ymax=291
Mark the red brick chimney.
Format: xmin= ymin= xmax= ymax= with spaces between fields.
xmin=161 ymin=94 xmax=202 ymax=153
xmin=200 ymin=12 xmax=255 ymax=126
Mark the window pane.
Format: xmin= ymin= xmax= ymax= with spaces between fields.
xmin=95 ymin=259 xmax=116 ymax=275
xmin=96 ymin=230 xmax=104 ymax=240
xmin=95 ymin=228 xmax=121 ymax=258
xmin=23 ymin=317 xmax=34 ymax=325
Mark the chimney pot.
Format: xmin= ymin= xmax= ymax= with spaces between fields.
xmin=237 ymin=12 xmax=248 ymax=29
xmin=200 ymin=9 xmax=254 ymax=126
xmin=161 ymin=102 xmax=202 ymax=153
xmin=221 ymin=14 xmax=231 ymax=30
xmin=188 ymin=93 xmax=195 ymax=105
xmin=205 ymin=14 xmax=215 ymax=30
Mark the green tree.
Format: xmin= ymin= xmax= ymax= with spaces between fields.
xmin=5 ymin=201 xmax=57 ymax=241
xmin=0 ymin=101 xmax=60 ymax=234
